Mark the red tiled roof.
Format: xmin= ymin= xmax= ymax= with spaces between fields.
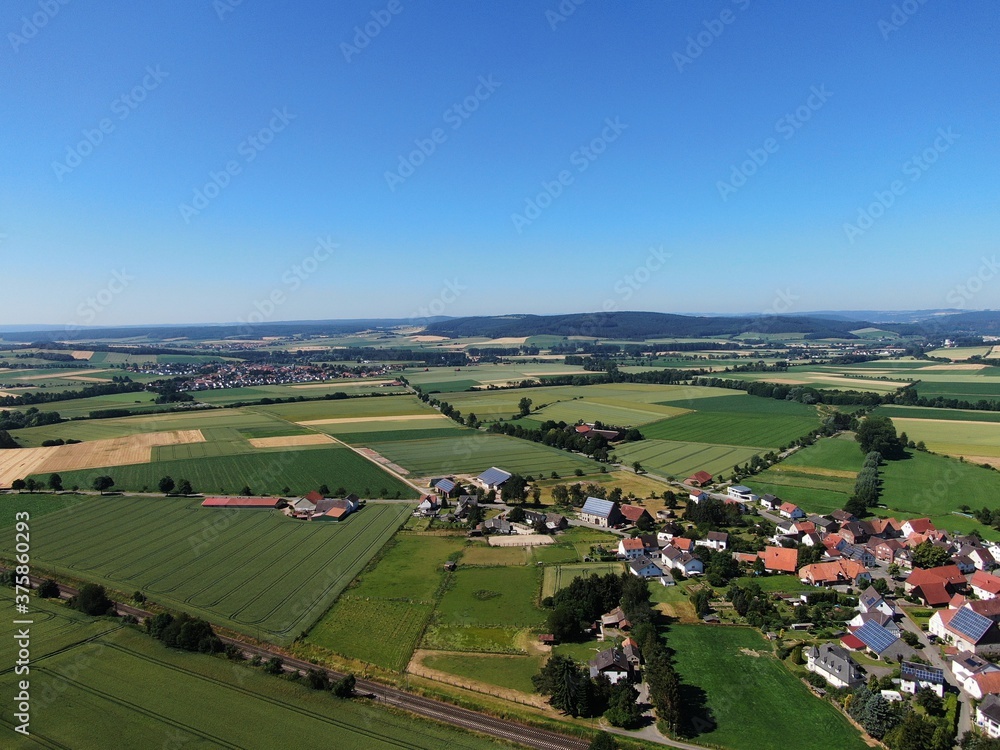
xmin=305 ymin=490 xmax=324 ymax=502
xmin=904 ymin=518 xmax=936 ymax=535
xmin=917 ymin=581 xmax=953 ymax=607
xmin=907 ymin=565 xmax=966 ymax=588
xmin=974 ymin=672 xmax=1000 ymax=696
xmin=621 ymin=538 xmax=644 ymax=550
xmin=972 ymin=570 xmax=1000 ymax=596
xmin=687 ymin=471 xmax=714 ymax=485
xmin=840 ymin=633 xmax=866 ymax=650
xmin=759 ymin=546 xmax=798 ymax=573
xmin=823 ymin=534 xmax=845 ymax=550
xmin=201 ymin=496 xmax=279 ymax=508
xmin=779 ymin=502 xmax=799 ymax=514
xmin=969 ymin=599 xmax=1000 ymax=618
xmin=673 ymin=538 xmax=694 ymax=552
xmin=620 ymin=505 xmax=649 ymax=522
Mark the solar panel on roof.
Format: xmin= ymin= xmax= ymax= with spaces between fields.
xmin=951 ymin=606 xmax=993 ymax=643
xmin=901 ymin=662 xmax=944 ymax=683
xmin=854 ymin=620 xmax=899 ymax=655
xmin=477 ymin=467 xmax=511 ymax=486
xmin=435 ymin=478 xmax=457 ymax=492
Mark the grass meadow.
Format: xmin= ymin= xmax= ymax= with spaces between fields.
xmin=667 ymin=624 xmax=868 ymax=750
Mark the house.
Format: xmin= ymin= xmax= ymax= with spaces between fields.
xmin=657 ymin=523 xmax=683 ymax=544
xmin=618 ymin=537 xmax=645 ymax=560
xmin=686 ymin=471 xmax=714 ymax=487
xmin=778 ymin=502 xmax=805 ymax=520
xmin=954 ymin=554 xmax=978 ymax=574
xmin=619 ymin=504 xmax=653 ymax=528
xmin=850 ymin=611 xmax=902 ymax=638
xmin=453 ymin=496 xmax=479 ymax=520
xmin=476 ymin=467 xmax=512 ymax=491
xmin=290 ymin=496 xmax=317 ymax=515
xmin=805 ymin=643 xmax=865 ymax=689
xmin=483 ymin=517 xmax=513 ymax=535
xmin=601 ymin=607 xmax=631 ymax=632
xmin=852 ymin=619 xmax=915 ymax=661
xmin=759 ymin=546 xmax=798 ymax=574
xmin=899 ymin=661 xmax=945 ymax=698
xmin=637 ymin=534 xmax=659 ymax=554
xmin=621 ymin=637 xmax=642 ymax=666
xmin=972 ymin=570 xmax=1000 ymax=600
xmin=831 ymin=509 xmax=858 ymax=525
xmin=545 ymin=513 xmax=568 ymax=532
xmin=579 ymin=497 xmax=623 ymax=528
xmin=839 ymin=522 xmax=870 ymax=545
xmin=672 ymin=537 xmax=695 ymax=552
xmin=929 ymin=604 xmax=1000 ymax=655
xmin=695 ymin=531 xmax=729 ymax=551
xmin=902 ymin=518 xmax=936 ymax=538
xmin=416 ymin=495 xmax=441 ymax=517
xmin=629 ymin=555 xmax=665 ymax=579
xmin=728 ymin=485 xmax=754 ymax=503
xmin=967 ymin=672 xmax=1000 ymax=701
xmin=951 ymin=649 xmax=1000 ymax=684
xmin=964 ymin=546 xmax=997 ymax=571
xmin=201 ymin=496 xmax=281 ymax=508
xmin=808 ymin=515 xmax=837 ymax=533
xmin=840 ymin=544 xmax=877 ymax=568
xmin=858 ymin=586 xmax=897 ymax=618
xmin=589 ymin=648 xmax=633 ymax=684
xmin=905 ymin=565 xmax=966 ymax=606
xmin=759 ymin=493 xmax=782 ymax=511
xmin=798 ymin=560 xmax=871 ymax=587
xmin=868 ymin=517 xmax=902 ymax=539
xmin=870 ymin=538 xmax=907 ymax=564
xmin=976 ymin=695 xmax=1000 ymax=739
xmin=689 ymin=490 xmax=708 ymax=504
xmin=313 ymin=496 xmax=360 ymax=522
xmin=661 ymin=546 xmax=704 ymax=575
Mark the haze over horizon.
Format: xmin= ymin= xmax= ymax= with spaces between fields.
xmin=3 ymin=1 xmax=998 ymax=327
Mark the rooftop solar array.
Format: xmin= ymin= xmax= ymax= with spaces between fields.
xmin=582 ymin=497 xmax=616 ymax=517
xmin=951 ymin=606 xmax=994 ymax=643
xmin=477 ymin=467 xmax=512 ymax=486
xmin=854 ymin=620 xmax=899 ymax=655
xmin=434 ymin=478 xmax=457 ymax=493
xmin=901 ymin=661 xmax=944 ymax=683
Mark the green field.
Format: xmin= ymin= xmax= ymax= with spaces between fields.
xmin=541 ymin=562 xmax=625 ymax=598
xmin=0 ymin=599 xmax=511 ymax=749
xmin=304 ymin=533 xmax=465 ymax=670
xmin=252 ymin=395 xmax=434 ymax=422
xmin=436 ymin=566 xmax=545 ymax=628
xmin=422 ymin=653 xmax=542 ymax=693
xmin=0 ymin=492 xmax=91 ymax=527
xmin=667 ymin=625 xmax=868 ymax=750
xmin=363 ymin=433 xmax=604 ymax=478
xmin=881 ymin=415 xmax=1000 ymax=458
xmin=0 ymin=497 xmax=412 ymax=642
xmin=38 ymin=444 xmax=418 ymax=498
xmin=614 ymin=439 xmax=760 ymax=480
xmin=877 ymin=405 xmax=1000 ymax=423
xmin=641 ymin=411 xmax=816 ymax=449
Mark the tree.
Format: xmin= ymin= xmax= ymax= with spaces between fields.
xmin=332 ymin=673 xmax=356 ymax=698
xmin=532 ymin=655 xmax=588 ymax=716
xmin=24 ymin=478 xmax=38 ymax=493
xmin=305 ymin=668 xmax=330 ymax=691
xmin=37 ymin=579 xmax=60 ymax=598
xmin=93 ymin=475 xmax=115 ymax=495
xmin=318 ymin=484 xmax=330 ymax=496
xmin=518 ymin=397 xmax=533 ymax=417
xmin=0 ymin=429 xmax=18 ymax=449
xmin=71 ymin=583 xmax=115 ymax=616
xmin=48 ymin=473 xmax=63 ymax=491
xmin=632 ymin=461 xmax=644 ymax=474
xmin=158 ymin=476 xmax=175 ymax=494
xmin=240 ymin=485 xmax=253 ymax=496
xmin=887 ymin=562 xmax=901 ymax=577
xmin=508 ymin=505 xmax=526 ymax=523
xmin=176 ymin=479 xmax=193 ymax=496
xmin=912 ymin=540 xmax=951 ymax=569
xmin=11 ymin=479 xmax=25 ymax=492
xmin=263 ymin=657 xmax=283 ymax=675
xmin=604 ymin=681 xmax=642 ymax=729
xmin=855 ymin=415 xmax=904 ymax=459
xmin=552 ymin=484 xmax=569 ymax=504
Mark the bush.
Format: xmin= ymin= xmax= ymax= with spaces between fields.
xmin=37 ymin=579 xmax=60 ymax=598
xmin=70 ymin=583 xmax=115 ymax=616
xmin=332 ymin=673 xmax=356 ymax=698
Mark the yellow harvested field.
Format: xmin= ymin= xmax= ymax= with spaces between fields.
xmin=0 ymin=430 xmax=204 ymax=487
xmin=247 ymin=434 xmax=336 ymax=448
xmin=70 ymin=350 xmax=94 ymax=360
xmin=69 ymin=376 xmax=112 ymax=383
xmin=290 ymin=379 xmax=397 ymax=389
xmin=410 ymin=335 xmax=449 ymax=342
xmin=16 ymin=368 xmax=108 ymax=380
xmin=296 ymin=414 xmax=448 ymax=426
xmin=960 ymin=455 xmax=1000 ymax=469
xmin=804 ymin=375 xmax=912 ymax=388
xmin=917 ymin=363 xmax=989 ymax=371
xmin=488 ymin=337 xmax=529 ymax=345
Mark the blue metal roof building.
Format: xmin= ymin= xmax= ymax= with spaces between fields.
xmin=476 ymin=467 xmax=512 ymax=488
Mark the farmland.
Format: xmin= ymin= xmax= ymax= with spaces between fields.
xmin=667 ymin=624 xmax=868 ymax=750
xmin=0 ymin=600 xmax=510 ymax=750
xmin=0 ymin=497 xmax=412 ymax=642
xmin=435 ymin=566 xmax=545 ymax=629
xmin=421 ymin=652 xmax=542 ymax=694
xmin=541 ymin=562 xmax=625 ymax=598
xmin=614 ymin=439 xmax=760 ymax=480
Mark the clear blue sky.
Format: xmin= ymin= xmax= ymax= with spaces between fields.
xmin=2 ymin=1 xmax=998 ymax=327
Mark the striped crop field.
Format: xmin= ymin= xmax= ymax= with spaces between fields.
xmin=0 ymin=497 xmax=412 ymax=643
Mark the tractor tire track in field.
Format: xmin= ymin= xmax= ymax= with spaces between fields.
xmin=35 ymin=667 xmax=243 ymax=749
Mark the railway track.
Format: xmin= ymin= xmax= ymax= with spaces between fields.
xmin=22 ymin=575 xmax=590 ymax=750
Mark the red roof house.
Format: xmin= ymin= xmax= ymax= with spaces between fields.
xmin=759 ymin=546 xmax=799 ymax=574
xmin=686 ymin=471 xmax=714 ymax=487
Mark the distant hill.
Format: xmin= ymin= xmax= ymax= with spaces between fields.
xmin=422 ymin=312 xmax=871 ymax=340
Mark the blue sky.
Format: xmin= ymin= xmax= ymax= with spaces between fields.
xmin=2 ymin=1 xmax=998 ymax=327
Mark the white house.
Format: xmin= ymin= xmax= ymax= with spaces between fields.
xmin=899 ymin=661 xmax=945 ymax=698
xmin=618 ymin=537 xmax=645 ymax=560
xmin=695 ymin=531 xmax=729 ymax=551
xmin=661 ymin=547 xmax=703 ymax=576
xmin=972 ymin=570 xmax=1000 ymax=600
xmin=629 ymin=555 xmax=665 ymax=579
xmin=858 ymin=586 xmax=896 ymax=618
xmin=778 ymin=502 xmax=805 ymax=520
xmin=689 ymin=490 xmax=708 ymax=504
xmin=952 ymin=650 xmax=1000 ymax=685
xmin=589 ymin=648 xmax=633 ymax=684
xmin=579 ymin=497 xmax=623 ymax=528
xmin=728 ymin=485 xmax=753 ymax=503
xmin=760 ymin=493 xmax=782 ymax=511
xmin=977 ymin=696 xmax=1000 ymax=739
xmin=805 ymin=643 xmax=864 ymax=689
